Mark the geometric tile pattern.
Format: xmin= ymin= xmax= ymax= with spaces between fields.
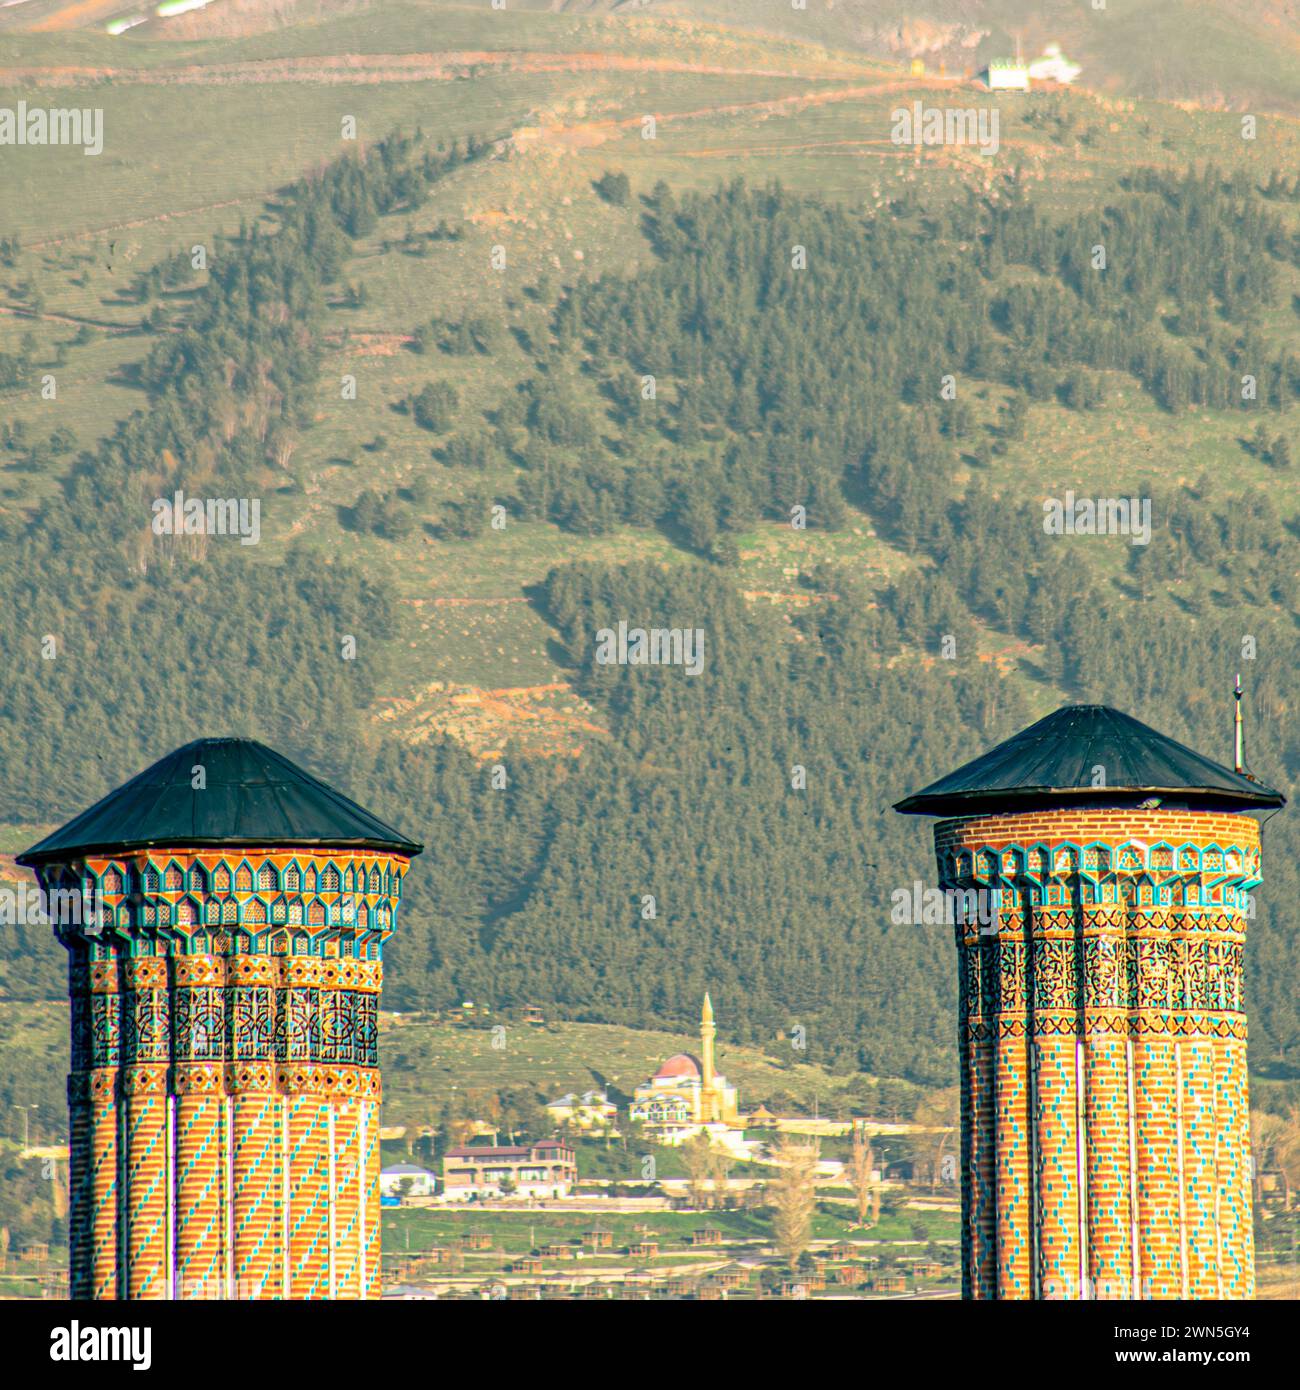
xmin=233 ymin=1095 xmax=280 ymax=1298
xmin=1083 ymin=1037 xmax=1129 ymax=1298
xmin=174 ymin=1094 xmax=222 ymax=1297
xmin=936 ymin=808 xmax=1261 ymax=1300
xmin=44 ymin=845 xmax=411 ymax=1300
xmin=332 ymin=1101 xmax=364 ymax=1300
xmin=1035 ymin=1038 xmax=1079 ymax=1299
xmin=288 ymin=1097 xmax=329 ymax=1300
xmin=1182 ymin=1040 xmax=1218 ymax=1298
xmin=361 ymin=1103 xmax=380 ymax=1300
xmin=1215 ymin=1038 xmax=1253 ymax=1298
xmin=993 ymin=1032 xmax=1031 ymax=1296
xmin=1133 ymin=1040 xmax=1179 ymax=1297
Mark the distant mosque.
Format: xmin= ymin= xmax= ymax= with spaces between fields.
xmin=630 ymin=994 xmax=742 ymax=1144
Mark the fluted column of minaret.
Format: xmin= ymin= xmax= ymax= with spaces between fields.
xmin=1079 ymin=871 xmax=1134 ymax=1300
xmin=122 ymin=957 xmax=169 ymax=1300
xmin=172 ymin=953 xmax=226 ymax=1298
xmin=955 ymin=942 xmax=996 ymax=1298
xmin=66 ymin=951 xmax=93 ymax=1299
xmin=994 ymin=889 xmax=1035 ymax=1299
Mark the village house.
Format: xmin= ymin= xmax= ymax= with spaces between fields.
xmin=545 ymin=1088 xmax=619 ymax=1132
xmin=442 ymin=1138 xmax=576 ymax=1200
xmin=378 ymin=1163 xmax=437 ymax=1199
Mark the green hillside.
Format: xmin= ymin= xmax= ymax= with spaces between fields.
xmin=0 ymin=1 xmax=1298 ymax=1094
xmin=379 ymin=1015 xmax=897 ymax=1127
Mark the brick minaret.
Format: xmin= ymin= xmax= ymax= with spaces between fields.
xmin=895 ymin=704 xmax=1284 ymax=1300
xmin=19 ymin=739 xmax=421 ymax=1300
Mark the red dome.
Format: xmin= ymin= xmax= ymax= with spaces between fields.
xmin=654 ymin=1053 xmax=702 ymax=1081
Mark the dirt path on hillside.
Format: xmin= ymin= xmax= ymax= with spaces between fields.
xmin=6 ymin=58 xmax=960 ymax=254
xmin=493 ymin=74 xmax=955 ymax=158
xmin=2 ymin=48 xmax=890 ymax=88
xmin=399 ymin=596 xmax=530 ymax=607
xmin=325 ymin=330 xmax=416 ymax=354
xmin=22 ymin=197 xmax=257 ymax=251
xmin=0 ymin=302 xmax=138 ymax=330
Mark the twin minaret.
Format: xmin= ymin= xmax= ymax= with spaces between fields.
xmin=20 ymin=739 xmax=421 ymax=1301
xmin=896 ymin=698 xmax=1284 ymax=1300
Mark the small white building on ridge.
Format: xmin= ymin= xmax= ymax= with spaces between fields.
xmin=379 ymin=1163 xmax=437 ymax=1199
xmin=984 ymin=59 xmax=1030 ymax=91
xmin=982 ymin=45 xmax=1081 ymax=91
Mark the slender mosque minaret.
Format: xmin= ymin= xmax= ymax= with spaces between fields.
xmin=19 ymin=739 xmax=422 ymax=1301
xmin=1234 ymin=675 xmax=1246 ymax=775
xmin=700 ymin=992 xmax=718 ymax=1123
xmin=895 ymin=701 xmax=1284 ymax=1300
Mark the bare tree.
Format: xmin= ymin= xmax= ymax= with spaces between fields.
xmin=848 ymin=1124 xmax=878 ymax=1229
xmin=915 ymin=1086 xmax=960 ymax=1190
xmin=706 ymin=1143 xmax=732 ymax=1210
xmin=1273 ymin=1106 xmax=1300 ymax=1211
xmin=770 ymin=1135 xmax=820 ymax=1270
xmin=269 ymin=424 xmax=299 ymax=472
xmin=682 ymin=1131 xmax=713 ymax=1211
xmin=1251 ymin=1109 xmax=1286 ymax=1208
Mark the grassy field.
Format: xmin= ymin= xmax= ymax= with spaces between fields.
xmin=8 ymin=0 xmax=1296 ymax=111
xmin=377 ymin=1196 xmax=962 ymax=1300
xmin=381 ymin=1200 xmax=960 ymax=1259
xmin=384 ymin=1197 xmax=963 ymax=1299
xmin=0 ymin=1001 xmax=65 ymax=1123
xmin=557 ymin=0 xmax=1300 ymax=114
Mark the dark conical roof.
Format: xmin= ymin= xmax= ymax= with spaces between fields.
xmin=17 ymin=738 xmax=423 ymax=864
xmin=894 ymin=705 xmax=1285 ymax=817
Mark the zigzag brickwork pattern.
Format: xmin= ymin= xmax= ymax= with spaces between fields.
xmin=935 ymin=808 xmax=1261 ymax=1300
xmin=42 ymin=846 xmax=410 ymax=1300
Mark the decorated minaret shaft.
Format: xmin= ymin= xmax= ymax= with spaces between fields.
xmin=896 ymin=703 xmax=1284 ymax=1301
xmin=939 ymin=808 xmax=1256 ymax=1298
xmin=20 ymin=739 xmax=421 ymax=1301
